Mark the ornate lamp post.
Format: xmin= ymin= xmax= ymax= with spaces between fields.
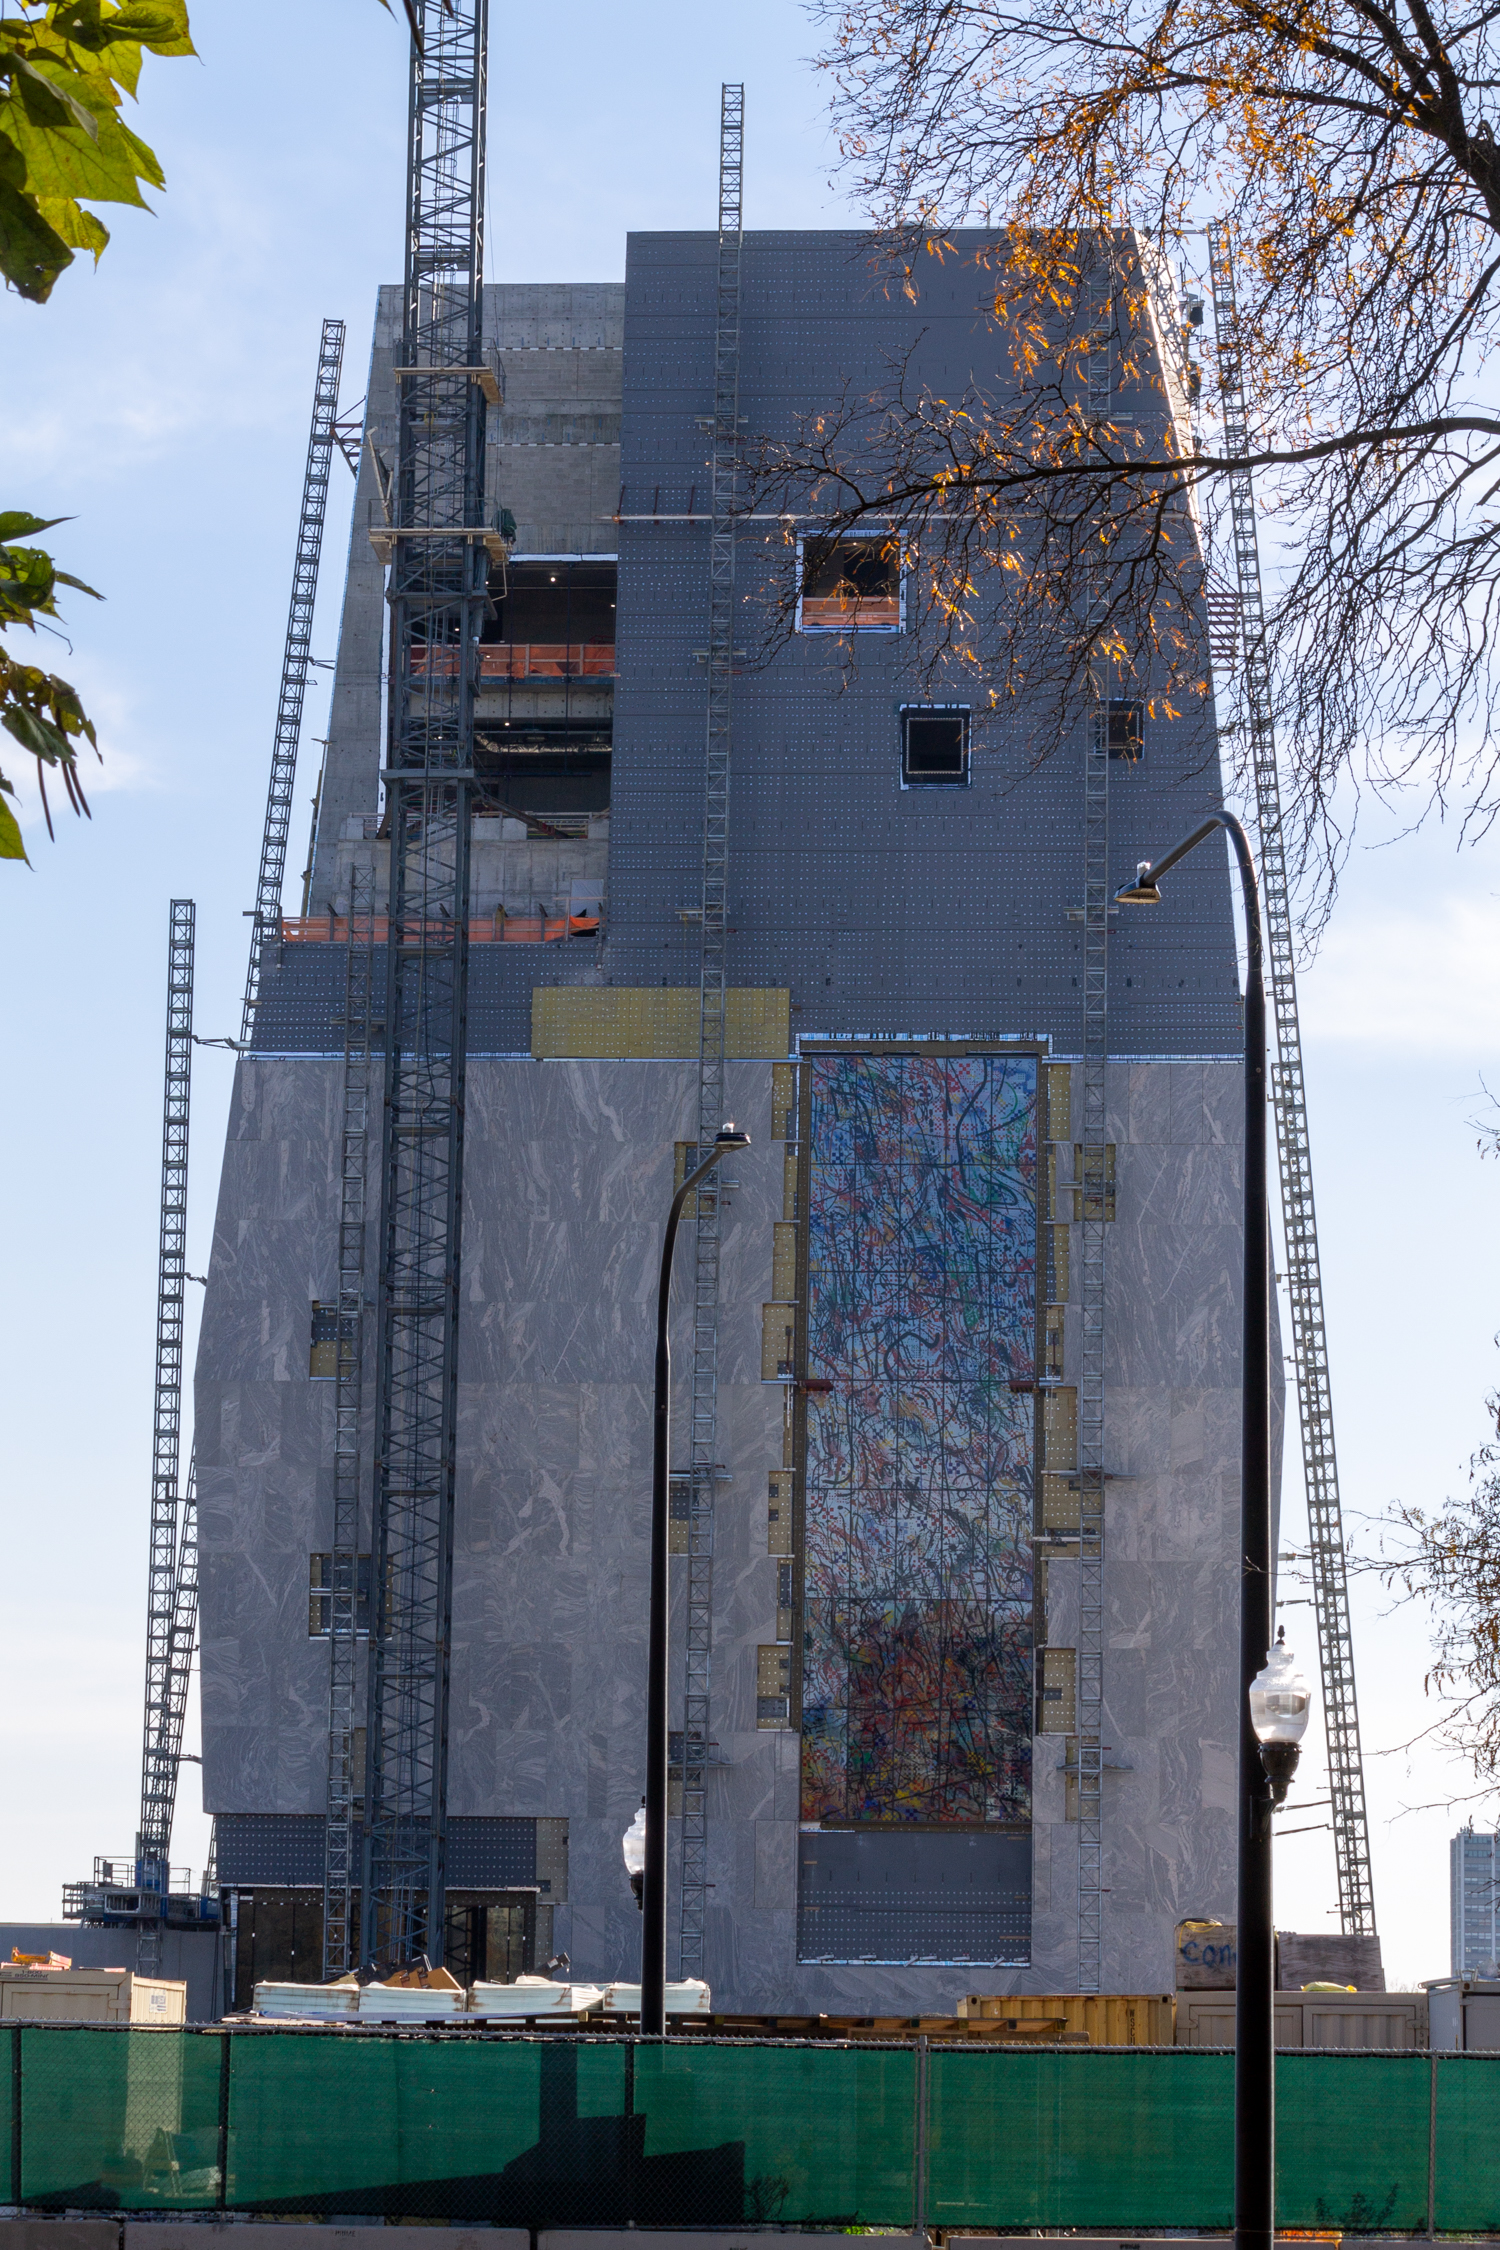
xmin=1119 ymin=811 xmax=1299 ymax=2250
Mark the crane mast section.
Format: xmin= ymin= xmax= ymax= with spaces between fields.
xmin=362 ymin=0 xmax=489 ymax=1972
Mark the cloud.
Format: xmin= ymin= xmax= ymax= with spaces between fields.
xmin=1299 ymin=891 xmax=1500 ymax=1058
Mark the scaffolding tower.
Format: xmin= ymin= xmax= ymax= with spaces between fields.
xmin=136 ymin=900 xmax=197 ymax=1976
xmin=241 ymin=319 xmax=347 ymax=1046
xmin=362 ymin=0 xmax=490 ymax=1971
xmin=679 ymin=81 xmax=745 ymax=1982
xmin=1206 ymin=230 xmax=1376 ymax=1935
xmin=323 ymin=861 xmax=379 ymax=1976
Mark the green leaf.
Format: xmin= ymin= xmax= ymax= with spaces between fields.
xmin=2 ymin=698 xmax=72 ymax=761
xmin=51 ymin=566 xmax=102 ymax=599
xmin=99 ymin=2 xmax=195 ymax=58
xmin=0 ymin=540 xmax=60 ymax=618
xmin=35 ymin=193 xmax=108 ymax=256
xmin=5 ymin=87 xmax=151 ymax=207
xmin=0 ymin=511 xmax=67 ymax=539
xmin=0 ymin=786 xmax=31 ymax=864
xmin=0 ymin=170 xmax=73 ymax=299
xmin=13 ymin=52 xmax=99 ymax=138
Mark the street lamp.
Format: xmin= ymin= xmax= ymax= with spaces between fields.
xmin=1118 ymin=811 xmax=1279 ymax=2250
xmin=643 ymin=1120 xmax=751 ymax=2039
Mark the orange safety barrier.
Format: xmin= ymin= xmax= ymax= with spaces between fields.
xmin=407 ymin=644 xmax=616 ymax=680
xmin=281 ymin=915 xmax=599 ymax=946
xmin=800 ymin=595 xmax=900 ymax=631
xmin=479 ymin=643 xmax=615 ymax=679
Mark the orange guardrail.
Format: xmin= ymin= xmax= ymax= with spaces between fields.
xmin=800 ymin=595 xmax=899 ymax=630
xmin=408 ymin=643 xmax=615 ymax=680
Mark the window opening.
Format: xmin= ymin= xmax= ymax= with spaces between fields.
xmin=901 ymin=706 xmax=970 ymax=786
xmin=798 ymin=534 xmax=901 ymax=633
xmin=1105 ymin=698 xmax=1145 ymax=761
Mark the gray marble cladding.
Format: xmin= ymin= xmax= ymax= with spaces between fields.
xmin=196 ymin=1050 xmax=1275 ymax=2008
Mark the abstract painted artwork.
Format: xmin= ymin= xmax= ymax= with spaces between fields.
xmin=799 ymin=1049 xmax=1037 ymax=1829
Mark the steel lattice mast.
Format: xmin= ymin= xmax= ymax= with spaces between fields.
xmin=323 ymin=861 xmax=379 ymax=1976
xmin=136 ymin=900 xmax=196 ymax=1976
xmin=241 ymin=320 xmax=347 ymax=1045
xmin=362 ymin=0 xmax=490 ymax=1971
xmin=1072 ymin=272 xmax=1116 ymax=1996
xmin=679 ymin=82 xmax=745 ymax=1981
xmin=1206 ymin=228 xmax=1376 ymax=1935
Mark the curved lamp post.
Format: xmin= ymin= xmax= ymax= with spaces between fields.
xmin=1119 ymin=810 xmax=1287 ymax=2250
xmin=642 ymin=1120 xmax=751 ymax=2038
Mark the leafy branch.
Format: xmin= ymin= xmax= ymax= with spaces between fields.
xmin=0 ymin=1 xmax=195 ymax=306
xmin=0 ymin=1 xmax=193 ymax=865
xmin=0 ymin=510 xmax=99 ymax=863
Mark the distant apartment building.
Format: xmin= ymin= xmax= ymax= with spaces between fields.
xmin=1452 ymin=1827 xmax=1500 ymax=1975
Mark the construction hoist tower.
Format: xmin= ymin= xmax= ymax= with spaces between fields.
xmin=361 ymin=0 xmax=491 ymax=1970
xmin=679 ymin=81 xmax=745 ymax=1982
xmin=323 ymin=861 xmax=379 ymax=1976
xmin=135 ymin=899 xmax=198 ymax=1976
xmin=1205 ymin=230 xmax=1377 ymax=1936
xmin=241 ymin=318 xmax=347 ymax=1045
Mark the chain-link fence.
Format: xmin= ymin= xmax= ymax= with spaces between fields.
xmin=5 ymin=2026 xmax=1499 ymax=2231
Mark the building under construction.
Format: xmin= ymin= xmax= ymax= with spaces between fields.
xmin=192 ymin=66 xmax=1321 ymax=2010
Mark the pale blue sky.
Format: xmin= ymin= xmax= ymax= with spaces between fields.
xmin=1 ymin=0 xmax=1494 ymax=1991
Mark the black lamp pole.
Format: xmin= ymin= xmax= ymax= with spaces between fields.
xmin=1118 ymin=812 xmax=1273 ymax=2250
xmin=642 ymin=1121 xmax=750 ymax=2039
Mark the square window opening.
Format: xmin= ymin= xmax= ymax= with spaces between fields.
xmin=1105 ymin=697 xmax=1145 ymax=762
xmin=798 ymin=534 xmax=902 ymax=634
xmin=901 ymin=707 xmax=970 ymax=786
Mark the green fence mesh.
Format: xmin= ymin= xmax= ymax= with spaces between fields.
xmin=1437 ymin=2048 xmax=1500 ymax=2234
xmin=1276 ymin=2055 xmax=1431 ymax=2234
xmin=5 ymin=2024 xmax=1500 ymax=2229
xmin=632 ymin=2038 xmax=915 ymax=2227
xmin=929 ymin=2045 xmax=1233 ymax=2230
xmin=18 ymin=2026 xmax=223 ymax=2210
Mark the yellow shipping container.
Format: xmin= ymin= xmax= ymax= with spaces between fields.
xmin=957 ymin=1991 xmax=1176 ymax=2045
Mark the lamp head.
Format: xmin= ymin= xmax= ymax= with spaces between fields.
xmin=1116 ymin=860 xmax=1163 ymax=905
xmin=1249 ymin=1631 xmax=1313 ymax=1747
xmin=622 ymin=1801 xmax=646 ymax=1907
xmin=715 ymin=1120 xmax=751 ymax=1149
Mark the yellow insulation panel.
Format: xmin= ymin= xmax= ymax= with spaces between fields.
xmin=532 ymin=986 xmax=791 ymax=1059
xmin=1046 ymin=1062 xmax=1072 ymax=1141
xmin=771 ymin=1061 xmax=795 ymax=1138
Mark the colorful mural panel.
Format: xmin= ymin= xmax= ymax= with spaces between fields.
xmin=799 ymin=1050 xmax=1036 ymax=1827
